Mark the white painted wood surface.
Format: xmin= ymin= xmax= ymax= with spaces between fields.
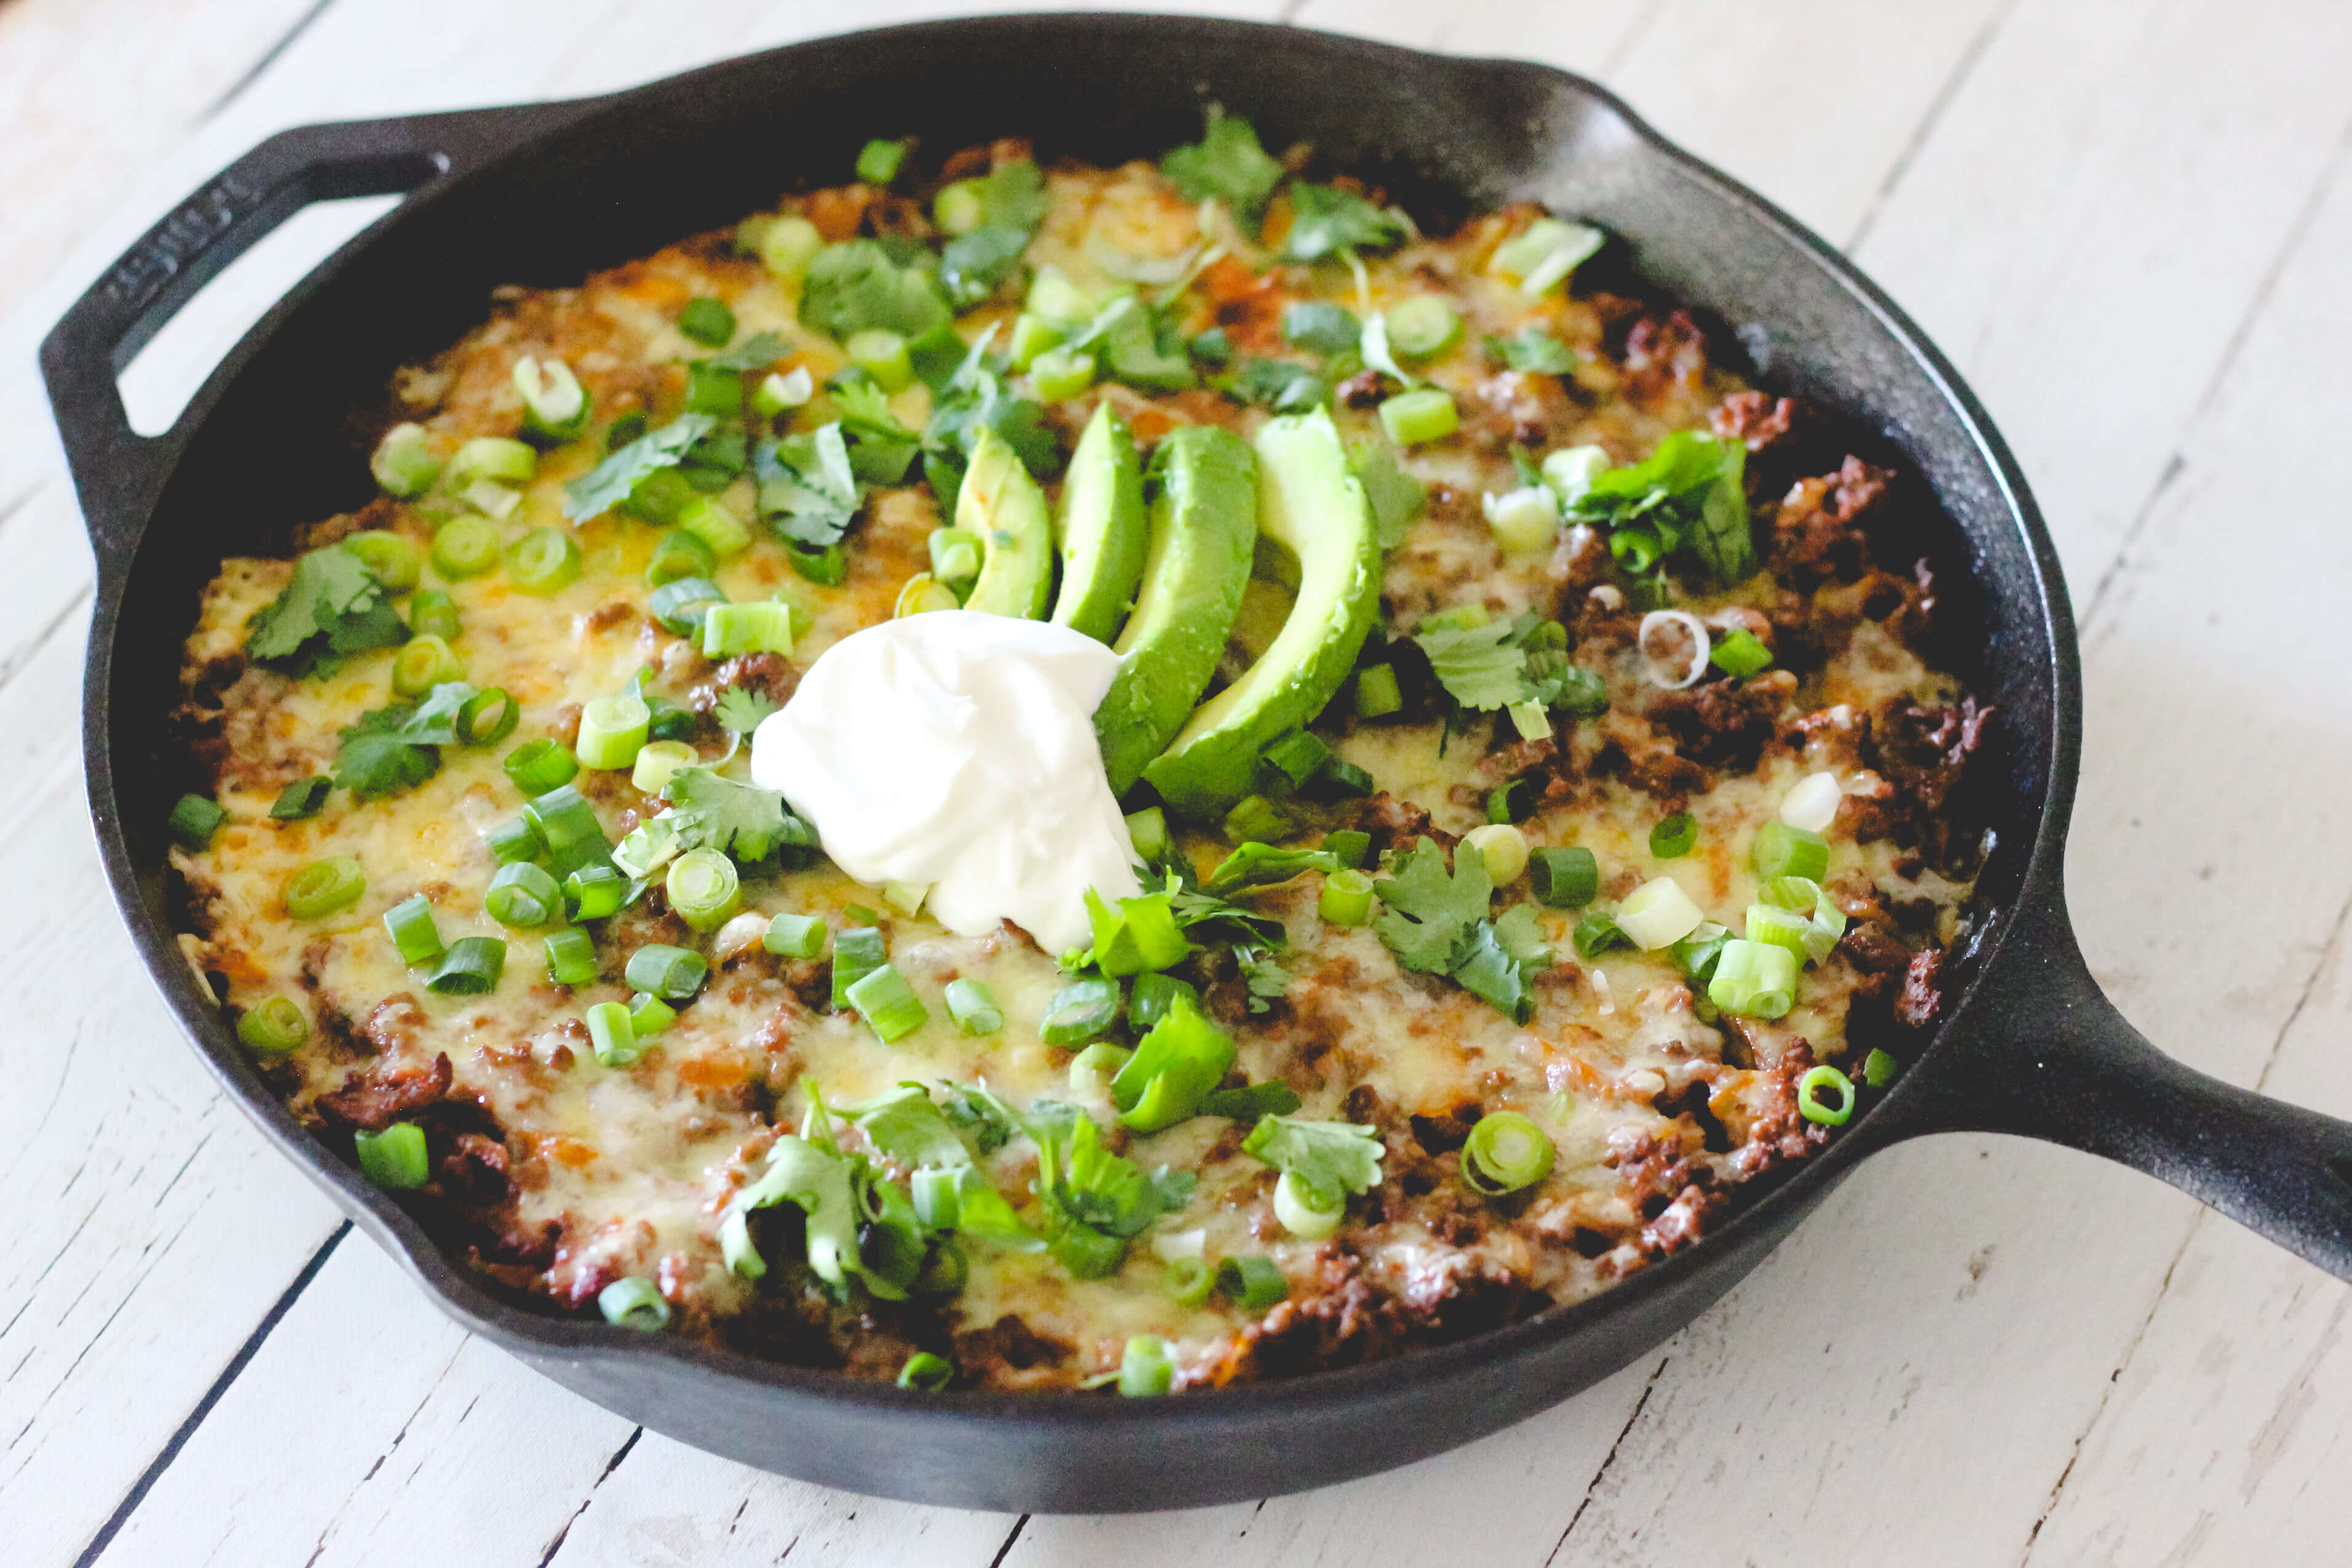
xmin=2 ymin=1 xmax=2348 ymax=1561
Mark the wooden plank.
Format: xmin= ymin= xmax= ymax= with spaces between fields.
xmin=2013 ymin=136 xmax=2352 ymax=1568
xmin=1548 ymin=0 xmax=2352 ymax=1559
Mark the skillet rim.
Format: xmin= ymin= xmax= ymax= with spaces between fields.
xmin=63 ymin=12 xmax=2075 ymax=1439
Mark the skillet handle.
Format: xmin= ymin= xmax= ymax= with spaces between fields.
xmin=1891 ymin=889 xmax=2352 ymax=1280
xmin=36 ymin=102 xmax=588 ymax=579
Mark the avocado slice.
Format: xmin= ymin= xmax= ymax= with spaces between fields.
xmin=1093 ymin=426 xmax=1259 ymax=794
xmin=957 ymin=428 xmax=1054 ymax=619
xmin=1142 ymin=408 xmax=1380 ymax=815
xmin=1048 ymin=403 xmax=1149 ymax=643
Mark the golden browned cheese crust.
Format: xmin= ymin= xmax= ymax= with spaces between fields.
xmin=169 ymin=151 xmax=1982 ymax=1391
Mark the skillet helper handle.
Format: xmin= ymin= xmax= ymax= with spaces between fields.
xmin=1909 ymin=891 xmax=2352 ymax=1280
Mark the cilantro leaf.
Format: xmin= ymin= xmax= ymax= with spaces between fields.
xmin=1281 ymin=301 xmax=1361 ymax=356
xmin=1350 ymin=439 xmax=1425 ymax=550
xmin=1205 ymin=842 xmax=1339 ymax=894
xmin=1451 ymin=919 xmax=1541 ymax=1023
xmin=1240 ymin=1115 xmax=1385 ymax=1207
xmin=1218 ymin=357 xmax=1326 ymax=411
xmin=923 ymin=343 xmax=1057 ymax=479
xmin=940 ymin=225 xmax=1032 ymax=309
xmin=1160 ymin=108 xmax=1285 ymax=221
xmin=937 ymin=1080 xmax=1026 ymax=1155
xmin=1414 ymin=619 xmax=1532 ymax=711
xmin=331 ymin=685 xmax=475 ymax=801
xmin=1200 ymin=1080 xmax=1303 ymax=1120
xmin=245 ymin=543 xmax=407 ymax=676
xmin=702 ymin=330 xmax=788 ymax=371
xmin=714 ymin=687 xmax=778 ymax=736
xmin=1371 ymin=836 xmax=1492 ymax=974
xmin=849 ymin=1085 xmax=974 ymax=1169
xmin=1238 ymin=949 xmax=1292 ymax=1015
xmin=564 ymin=414 xmax=717 ymax=521
xmin=1281 ymin=183 xmax=1410 ymax=262
xmin=1166 ymin=876 xmax=1288 ymax=950
xmin=1567 ymin=430 xmax=1755 ymax=584
xmin=754 ymin=424 xmax=861 ymax=547
xmin=721 ymin=1134 xmax=866 ymax=1293
xmin=1063 ymin=296 xmax=1195 ymax=392
xmin=960 ymin=159 xmax=1050 ymax=232
xmin=1484 ymin=325 xmax=1577 ymax=374
xmin=799 ymin=239 xmax=953 ymax=340
xmin=828 ymin=379 xmax=924 ymax=484
xmin=662 ymin=765 xmax=809 ymax=863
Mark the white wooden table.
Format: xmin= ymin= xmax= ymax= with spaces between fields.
xmin=5 ymin=1 xmax=2350 ymax=1561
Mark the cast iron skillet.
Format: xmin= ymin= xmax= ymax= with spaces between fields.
xmin=40 ymin=12 xmax=2352 ymax=1515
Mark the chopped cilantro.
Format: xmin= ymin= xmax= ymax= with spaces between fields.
xmin=564 ymin=414 xmax=717 ymax=522
xmin=244 ymin=543 xmax=408 ymax=677
xmin=1371 ymin=835 xmax=1493 ymax=974
xmin=1160 ymin=108 xmax=1285 ymax=223
xmin=1566 ymin=430 xmax=1755 ymax=584
xmin=702 ymin=330 xmax=788 ymax=372
xmin=922 ymin=333 xmax=1057 ymax=493
xmin=1350 ymin=439 xmax=1425 ymax=550
xmin=714 ymin=687 xmax=778 ymax=736
xmin=332 ymin=682 xmax=477 ymax=800
xmin=1240 ymin=1115 xmax=1385 ymax=1207
xmin=936 ymin=162 xmax=1048 ymax=312
xmin=1281 ymin=183 xmax=1410 ymax=262
xmin=847 ymin=1085 xmax=974 ymax=1169
xmin=936 ymin=1080 xmax=1026 ymax=1155
xmin=754 ymin=423 xmax=861 ymax=547
xmin=662 ymin=765 xmax=809 ymax=864
xmin=1281 ymin=301 xmax=1361 ymax=356
xmin=799 ymin=239 xmax=953 ymax=341
xmin=1200 ymin=1080 xmax=1303 ymax=1120
xmin=1484 ymin=325 xmax=1577 ymax=375
xmin=1035 ymin=1111 xmax=1189 ymax=1277
xmin=1205 ymin=842 xmax=1339 ymax=894
xmin=1415 ymin=610 xmax=1604 ymax=719
xmin=1165 ymin=874 xmax=1288 ymax=950
xmin=1218 ymin=357 xmax=1326 ymax=411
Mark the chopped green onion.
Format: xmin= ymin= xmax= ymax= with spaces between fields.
xmin=846 ymin=329 xmax=914 ymax=393
xmin=390 ymin=634 xmax=462 ymax=697
xmin=933 ymin=180 xmax=986 ymax=234
xmin=1123 ymin=807 xmax=1170 ymax=865
xmin=645 ymin=528 xmax=717 ymax=588
xmin=1758 ymin=874 xmax=1823 ymax=911
xmin=1354 ymin=663 xmax=1403 ymax=718
xmin=1490 ymin=217 xmax=1604 ymax=295
xmin=628 ymin=943 xmax=709 ymax=1000
xmin=677 ymin=296 xmax=735 ymax=347
xmin=544 ymin=927 xmax=598 ymax=987
xmin=486 ymin=861 xmax=563 ymax=928
xmin=1707 ymin=938 xmax=1797 ymax=1019
xmin=904 ymin=976 xmax=986 ymax=1039
xmin=678 ymin=496 xmax=752 ymax=560
xmin=757 ymin=911 xmax=825 ymax=960
xmin=382 ymin=893 xmax=445 ymax=965
xmin=1316 ymin=757 xmax=1376 ymax=798
xmin=1378 ymin=387 xmax=1458 ymax=446
xmin=1222 ymin=794 xmax=1289 ymax=845
xmin=843 ymin=903 xmax=881 ymax=925
xmin=1272 ymin=1170 xmax=1344 ymax=1240
xmin=684 ymin=360 xmax=743 ymax=419
xmin=667 ymin=848 xmax=742 ymax=932
xmin=786 ymin=542 xmax=848 ymax=586
xmin=1617 ymin=876 xmax=1705 ymax=949
xmin=427 ymin=935 xmax=505 ymax=995
xmin=1321 ymin=830 xmax=1372 ymax=869
xmin=1070 ymin=1041 xmax=1134 ymax=1097
xmin=406 ymin=588 xmax=461 ymax=641
xmin=169 ymin=793 xmax=225 ymax=849
xmin=856 ymin=137 xmax=910 ymax=184
xmin=846 ymin=964 xmax=928 ymax=1043
xmin=1320 ymin=868 xmax=1375 ymax=926
xmin=753 ymin=367 xmax=815 ymax=418
xmin=702 ymin=600 xmax=794 ymax=659
xmin=1028 ymin=347 xmax=1096 ymax=402
xmin=456 ymin=687 xmax=518 ymax=746
xmin=597 ymin=1276 xmax=671 ymax=1330
xmin=894 ymin=573 xmax=959 ymax=617
xmin=430 ymin=516 xmax=502 ymax=580
xmin=514 ymin=355 xmax=590 ymax=441
xmin=897 ymin=1351 xmax=954 ymax=1392
xmin=1216 ymin=1256 xmax=1289 ymax=1313
xmin=524 ymin=784 xmax=609 ymax=873
xmin=1384 ymin=294 xmax=1462 ymax=359
xmin=1573 ymin=910 xmax=1627 ymax=959
xmin=1863 ymin=1048 xmax=1899 ymax=1088
xmin=587 ymin=999 xmax=643 ymax=1067
xmin=1463 ymin=823 xmax=1530 ymax=886
xmin=449 ymin=435 xmax=536 ymax=489
xmin=1460 ymin=1111 xmax=1556 ymax=1194
xmin=345 ymin=531 xmax=421 ymax=592
xmin=649 ymin=576 xmax=727 ymax=637
xmin=831 ymin=927 xmax=886 ymax=1007
xmin=371 ymin=422 xmax=440 ymax=497
xmin=1673 ymin=922 xmax=1732 ymax=988
xmin=354 ymin=1123 xmax=429 ymax=1189
xmin=1042 ymin=978 xmax=1122 ymax=1046
xmin=630 ymin=740 xmax=698 ymax=795
xmin=927 ymin=526 xmax=984 ymax=586
xmin=1753 ymin=821 xmax=1830 ymax=884
xmin=754 ymin=215 xmax=823 ymax=279
xmin=882 ymin=880 xmax=929 ymax=917
xmin=1486 ymin=781 xmax=1529 ymax=825
xmin=1008 ymin=312 xmax=1063 ymax=371
xmin=628 ymin=991 xmax=676 ymax=1035
xmin=269 ymin=776 xmax=331 ymax=821
xmin=576 ymin=692 xmax=651 ymax=771
xmin=1117 ymin=1334 xmax=1176 ymax=1397
xmin=563 ymin=862 xmax=627 ymax=921
xmin=1649 ymin=812 xmax=1698 ymax=860
xmin=1484 ymin=485 xmax=1561 ymax=554
xmin=504 ymin=738 xmax=579 ymax=796
xmin=1259 ymin=731 xmax=1331 ymax=793
xmin=485 ymin=816 xmax=541 ymax=863
xmin=1744 ymin=901 xmax=1812 ymax=961
xmin=1709 ymin=628 xmax=1773 ymax=678
xmin=1163 ymin=1256 xmax=1214 ymax=1307
xmin=235 ymin=996 xmax=308 ymax=1055
xmin=284 ymin=856 xmax=365 ymax=919
xmin=505 ymin=527 xmax=582 ymax=595
xmin=1797 ymin=1064 xmax=1855 ymax=1127
xmin=1128 ymin=972 xmax=1199 ymax=1033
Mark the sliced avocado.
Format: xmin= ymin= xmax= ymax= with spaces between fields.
xmin=957 ymin=429 xmax=1054 ymax=619
xmin=1142 ymin=408 xmax=1380 ymax=815
xmin=1048 ymin=404 xmax=1149 ymax=643
xmin=1093 ymin=426 xmax=1259 ymax=794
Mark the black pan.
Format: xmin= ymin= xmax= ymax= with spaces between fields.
xmin=40 ymin=12 xmax=2352 ymax=1515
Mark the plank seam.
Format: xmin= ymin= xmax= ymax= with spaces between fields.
xmin=69 ymin=1221 xmax=350 ymax=1568
xmin=1598 ymin=0 xmax=1669 ymax=82
xmin=1842 ymin=0 xmax=2022 ymax=256
xmin=2079 ymin=105 xmax=2352 ymax=638
xmin=984 ymin=1514 xmax=1029 ymax=1568
xmin=534 ymin=1425 xmax=642 ymax=1568
xmin=1543 ymin=1353 xmax=1670 ymax=1564
xmin=198 ymin=0 xmax=343 ymax=124
xmin=0 ymin=580 xmax=93 ymax=702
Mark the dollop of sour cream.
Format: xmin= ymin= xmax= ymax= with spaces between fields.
xmin=748 ymin=611 xmax=1142 ymax=954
